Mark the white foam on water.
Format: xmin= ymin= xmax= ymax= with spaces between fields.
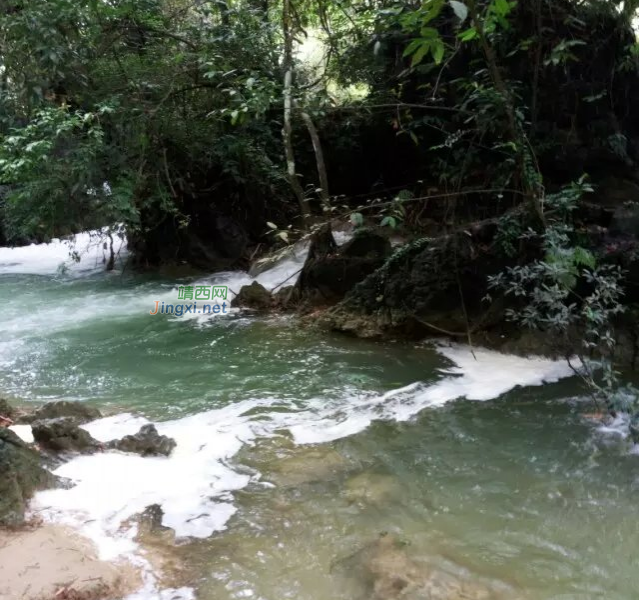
xmin=0 ymin=227 xmax=127 ymax=276
xmin=9 ymin=424 xmax=34 ymax=444
xmin=173 ymin=229 xmax=354 ymax=325
xmin=288 ymin=344 xmax=574 ymax=444
xmin=30 ymin=343 xmax=574 ymax=599
xmin=0 ymin=226 xmax=348 ymax=347
xmin=0 ymin=227 xmax=136 ymax=366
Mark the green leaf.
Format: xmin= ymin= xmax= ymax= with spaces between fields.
xmin=493 ymin=0 xmax=511 ymax=16
xmin=411 ymin=43 xmax=430 ymax=66
xmin=459 ymin=27 xmax=477 ymax=41
xmin=266 ymin=221 xmax=278 ymax=230
xmin=402 ymin=39 xmax=423 ymax=58
xmin=419 ymin=27 xmax=439 ymax=39
xmin=432 ymin=40 xmax=445 ymax=65
xmin=573 ymin=247 xmax=596 ymax=270
xmin=350 ymin=212 xmax=364 ymax=227
xmin=449 ymin=1 xmax=468 ymax=23
xmin=381 ymin=216 xmax=398 ymax=229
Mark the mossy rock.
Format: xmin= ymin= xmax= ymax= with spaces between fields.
xmin=0 ymin=428 xmax=56 ymax=526
xmin=20 ymin=400 xmax=101 ymax=425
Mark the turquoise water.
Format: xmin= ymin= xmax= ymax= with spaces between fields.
xmin=1 ymin=238 xmax=638 ymax=600
xmin=0 ymin=272 xmax=441 ymax=417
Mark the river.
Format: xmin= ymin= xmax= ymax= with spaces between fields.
xmin=1 ymin=231 xmax=638 ymax=600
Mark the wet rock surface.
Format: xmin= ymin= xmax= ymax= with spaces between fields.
xmin=343 ymin=473 xmax=402 ymax=508
xmin=0 ymin=398 xmax=16 ymax=421
xmin=239 ymin=438 xmax=347 ymax=487
xmin=231 ymin=281 xmax=273 ymax=311
xmin=319 ymin=224 xmax=510 ymax=340
xmin=273 ymin=285 xmax=300 ymax=310
xmin=107 ymin=424 xmax=176 ymax=457
xmin=265 ymin=445 xmax=347 ymax=487
xmin=336 ymin=534 xmax=496 ymax=600
xmin=0 ymin=428 xmax=56 ymax=526
xmin=297 ymin=225 xmax=391 ymax=305
xmin=32 ymin=417 xmax=102 ymax=454
xmin=20 ymin=400 xmax=101 ymax=425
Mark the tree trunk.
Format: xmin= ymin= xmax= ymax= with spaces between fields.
xmin=282 ymin=0 xmax=311 ymax=226
xmin=300 ymin=110 xmax=331 ymax=212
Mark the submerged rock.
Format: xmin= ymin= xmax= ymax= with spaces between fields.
xmin=335 ymin=534 xmax=495 ymax=600
xmin=21 ymin=400 xmax=101 ymax=425
xmin=231 ymin=281 xmax=273 ymax=311
xmin=32 ymin=417 xmax=102 ymax=454
xmin=266 ymin=445 xmax=346 ymax=486
xmin=240 ymin=437 xmax=347 ymax=487
xmin=0 ymin=428 xmax=56 ymax=526
xmin=108 ymin=424 xmax=176 ymax=457
xmin=343 ymin=473 xmax=402 ymax=508
xmin=365 ymin=533 xmax=426 ymax=599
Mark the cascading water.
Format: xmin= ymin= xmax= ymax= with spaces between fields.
xmin=2 ymin=231 xmax=638 ymax=600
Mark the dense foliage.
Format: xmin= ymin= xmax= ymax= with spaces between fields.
xmin=2 ymin=0 xmax=639 ymax=426
xmin=0 ymin=0 xmax=637 ymax=247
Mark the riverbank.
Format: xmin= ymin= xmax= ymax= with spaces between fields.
xmin=5 ymin=232 xmax=639 ymax=598
xmin=0 ymin=523 xmax=140 ymax=600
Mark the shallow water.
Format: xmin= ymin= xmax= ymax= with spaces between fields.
xmin=2 ymin=234 xmax=638 ymax=600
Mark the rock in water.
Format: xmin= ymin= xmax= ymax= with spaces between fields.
xmin=231 ymin=281 xmax=272 ymax=311
xmin=32 ymin=418 xmax=102 ymax=454
xmin=296 ymin=225 xmax=390 ymax=305
xmin=334 ymin=533 xmax=495 ymax=600
xmin=22 ymin=400 xmax=101 ymax=425
xmin=0 ymin=398 xmax=16 ymax=421
xmin=108 ymin=424 xmax=176 ymax=457
xmin=273 ymin=285 xmax=300 ymax=310
xmin=134 ymin=504 xmax=175 ymax=545
xmin=265 ymin=446 xmax=346 ymax=486
xmin=0 ymin=428 xmax=56 ymax=526
xmin=365 ymin=533 xmax=426 ymax=599
xmin=343 ymin=472 xmax=402 ymax=508
xmin=319 ymin=226 xmax=508 ymax=338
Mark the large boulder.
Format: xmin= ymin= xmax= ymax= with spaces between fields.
xmin=32 ymin=418 xmax=102 ymax=454
xmin=21 ymin=400 xmax=101 ymax=425
xmin=296 ymin=225 xmax=391 ymax=305
xmin=319 ymin=223 xmax=511 ymax=338
xmin=0 ymin=428 xmax=56 ymax=526
xmin=107 ymin=424 xmax=176 ymax=457
xmin=0 ymin=398 xmax=16 ymax=421
xmin=231 ymin=281 xmax=272 ymax=311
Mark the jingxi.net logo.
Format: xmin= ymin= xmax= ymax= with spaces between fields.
xmin=150 ymin=285 xmax=230 ymax=316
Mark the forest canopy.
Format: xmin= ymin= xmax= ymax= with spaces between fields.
xmin=0 ymin=0 xmax=638 ymax=266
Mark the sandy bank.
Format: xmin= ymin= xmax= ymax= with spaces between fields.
xmin=0 ymin=523 xmax=140 ymax=600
